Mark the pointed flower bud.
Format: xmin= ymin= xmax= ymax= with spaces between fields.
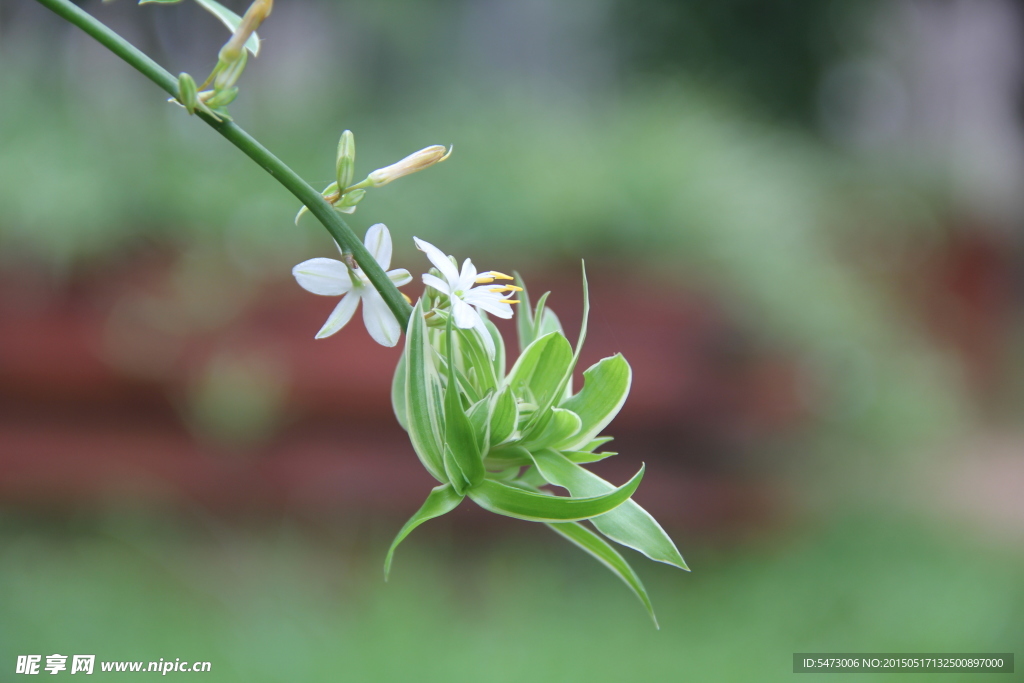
xmin=177 ymin=73 xmax=199 ymax=115
xmin=366 ymin=145 xmax=452 ymax=187
xmin=336 ymin=130 xmax=356 ymax=189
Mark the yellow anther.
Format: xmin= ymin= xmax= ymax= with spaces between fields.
xmin=505 ymin=284 xmax=523 ymax=292
xmin=474 ymin=276 xmax=495 ymax=284
xmin=500 ymin=299 xmax=521 ymax=305
xmin=487 ymin=271 xmax=514 ymax=280
xmin=401 ymin=292 xmax=412 ymax=304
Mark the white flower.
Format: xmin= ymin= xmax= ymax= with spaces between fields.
xmin=292 ymin=224 xmax=412 ymax=347
xmin=414 ymin=236 xmax=520 ymax=357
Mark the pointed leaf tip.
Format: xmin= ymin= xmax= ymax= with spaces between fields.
xmin=530 ymin=449 xmax=688 ymax=570
xmin=548 ymin=521 xmax=658 ymax=627
xmin=384 ymin=484 xmax=463 ymax=580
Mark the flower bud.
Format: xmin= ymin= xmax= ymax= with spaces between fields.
xmin=218 ymin=44 xmax=242 ymax=66
xmin=336 ymin=130 xmax=356 ymax=189
xmin=214 ymin=50 xmax=248 ymax=92
xmin=366 ymin=145 xmax=451 ymax=187
xmin=177 ymin=72 xmax=199 ymax=115
xmin=218 ymin=0 xmax=272 ymax=63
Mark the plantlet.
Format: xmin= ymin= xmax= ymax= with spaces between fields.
xmin=34 ymin=0 xmax=688 ymax=626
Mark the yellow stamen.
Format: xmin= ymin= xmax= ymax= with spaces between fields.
xmin=504 ymin=285 xmax=523 ymax=292
xmin=401 ymin=292 xmax=412 ymax=304
xmin=487 ymin=271 xmax=514 ymax=280
xmin=474 ymin=276 xmax=495 ymax=284
xmin=500 ymin=299 xmax=521 ymax=305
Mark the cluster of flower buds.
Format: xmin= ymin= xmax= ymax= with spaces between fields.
xmin=145 ymin=0 xmax=272 ymax=120
xmin=295 ymin=131 xmax=451 ymax=224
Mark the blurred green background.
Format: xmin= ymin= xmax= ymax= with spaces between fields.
xmin=2 ymin=0 xmax=1024 ymax=680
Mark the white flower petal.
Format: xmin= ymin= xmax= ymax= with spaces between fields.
xmin=451 ymin=297 xmax=481 ymax=329
xmin=473 ymin=314 xmax=497 ymax=360
xmin=388 ymin=268 xmax=413 ymax=287
xmin=465 ymin=288 xmax=514 ymax=318
xmin=413 ymin=236 xmax=459 ymax=284
xmin=315 ymin=292 xmax=360 ymax=338
xmin=364 ymin=223 xmax=392 ymax=270
xmin=361 ymin=289 xmax=402 ymax=347
xmin=457 ymin=258 xmax=478 ymax=292
xmin=293 ymin=258 xmax=354 ymax=296
xmin=422 ymin=273 xmax=451 ymax=294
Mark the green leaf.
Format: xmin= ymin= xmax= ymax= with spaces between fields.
xmin=434 ymin=351 xmax=482 ymax=404
xmin=482 ymin=318 xmax=506 ymax=381
xmin=514 ymin=284 xmax=551 ymax=354
xmin=391 ymin=349 xmax=408 ymax=432
xmin=547 ymin=522 xmax=658 ymax=627
xmin=582 ymin=436 xmax=615 ymax=452
xmin=467 ymin=464 xmax=644 ymax=522
xmin=488 ymin=385 xmax=518 ymax=446
xmin=530 ymin=449 xmax=688 ymax=570
xmin=518 ymin=465 xmax=549 ymax=490
xmin=537 ymin=307 xmax=564 ymax=337
xmin=443 ymin=445 xmax=469 ymax=495
xmin=522 ymin=407 xmax=581 ymax=450
xmin=575 ymin=263 xmax=591 ymax=356
xmin=193 ymin=0 xmax=262 ymax=55
xmin=456 ymin=325 xmax=498 ymax=391
xmin=404 ymin=301 xmax=446 ymax=482
xmin=521 ymin=264 xmax=590 ymax=438
xmin=485 ymin=444 xmax=532 ymax=468
xmin=504 ymin=331 xmax=573 ymax=410
xmin=556 ymin=354 xmax=631 ymax=452
xmin=486 ymin=466 xmax=523 ymax=483
xmin=501 ymin=474 xmax=544 ymax=492
xmin=467 ymin=395 xmax=491 ymax=452
xmin=513 ymin=272 xmax=535 ymax=353
xmin=530 ymin=291 xmax=552 ymax=341
xmin=444 ymin=319 xmax=485 ymax=489
xmin=535 ymin=308 xmax=570 ymax=394
xmin=384 ymin=484 xmax=463 ymax=579
xmin=563 ymin=449 xmax=617 ymax=464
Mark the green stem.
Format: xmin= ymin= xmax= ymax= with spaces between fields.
xmin=34 ymin=0 xmax=413 ymax=329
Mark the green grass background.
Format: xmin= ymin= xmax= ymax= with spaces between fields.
xmin=3 ymin=509 xmax=1021 ymax=682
